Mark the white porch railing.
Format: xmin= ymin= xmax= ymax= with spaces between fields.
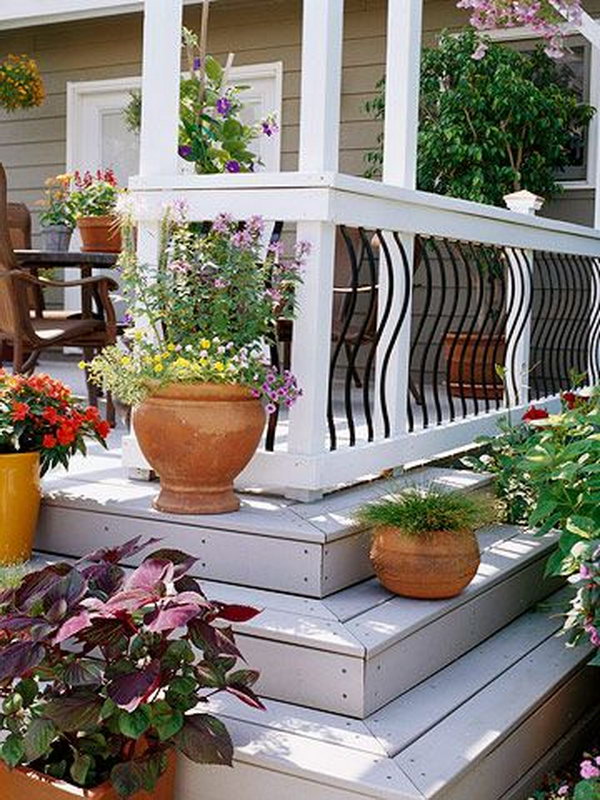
xmin=122 ymin=171 xmax=600 ymax=498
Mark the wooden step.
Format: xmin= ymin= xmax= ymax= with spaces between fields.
xmin=176 ymin=590 xmax=598 ymax=800
xmin=38 ymin=446 xmax=491 ymax=598
xmin=36 ymin=523 xmax=561 ymax=718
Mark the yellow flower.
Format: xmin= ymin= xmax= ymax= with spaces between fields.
xmin=167 ymin=343 xmax=176 ymax=352
xmin=153 ymin=353 xmax=163 ymax=362
xmin=214 ymin=362 xmax=225 ymax=372
xmin=175 ymin=357 xmax=189 ymax=368
xmin=120 ymin=356 xmax=131 ymax=365
xmin=154 ymin=363 xmax=164 ymax=373
xmin=78 ymin=361 xmax=86 ymax=371
xmin=200 ymin=338 xmax=211 ymax=350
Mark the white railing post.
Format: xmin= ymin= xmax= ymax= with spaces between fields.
xmin=375 ymin=0 xmax=423 ymax=437
xmin=287 ymin=0 xmax=344 ymax=484
xmin=503 ymin=190 xmax=543 ymax=405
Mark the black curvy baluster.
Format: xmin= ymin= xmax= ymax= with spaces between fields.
xmin=564 ymin=255 xmax=586 ymax=380
xmin=588 ymin=258 xmax=600 ymax=384
xmin=419 ymin=239 xmax=446 ymax=427
xmin=531 ymin=250 xmax=554 ymax=398
xmin=374 ymin=231 xmax=395 ymax=439
xmin=557 ymin=253 xmax=579 ymax=388
xmin=510 ymin=249 xmax=535 ymax=404
xmin=486 ymin=247 xmax=507 ymax=410
xmin=430 ymin=238 xmax=458 ymax=423
xmin=449 ymin=241 xmax=475 ymax=420
xmin=356 ymin=229 xmax=378 ymax=442
xmin=545 ymin=251 xmax=570 ymax=393
xmin=465 ymin=242 xmax=486 ymax=415
xmin=264 ymin=220 xmax=286 ymax=452
xmin=478 ymin=246 xmax=498 ymax=413
xmin=409 ymin=236 xmax=431 ymax=430
xmin=503 ymin=246 xmax=520 ymax=399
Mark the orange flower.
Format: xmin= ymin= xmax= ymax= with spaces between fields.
xmin=42 ymin=434 xmax=57 ymax=448
xmin=11 ymin=402 xmax=29 ymax=421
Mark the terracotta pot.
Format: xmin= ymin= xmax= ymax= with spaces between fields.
xmin=0 ymin=751 xmax=176 ymax=800
xmin=133 ymin=382 xmax=265 ymax=515
xmin=369 ymin=525 xmax=481 ymax=599
xmin=444 ymin=332 xmax=506 ymax=400
xmin=0 ymin=452 xmax=41 ymax=565
xmin=77 ymin=215 xmax=121 ymax=253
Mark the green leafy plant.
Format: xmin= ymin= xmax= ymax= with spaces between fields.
xmin=0 ymin=54 xmax=45 ymax=112
xmin=364 ymin=31 xmax=596 ymax=206
xmin=70 ymin=169 xmax=120 ymax=218
xmin=85 ymin=206 xmax=307 ymax=409
xmin=356 ymin=487 xmax=493 ymax=535
xmin=124 ymin=27 xmax=278 ymax=174
xmin=38 ymin=173 xmax=76 ymax=229
xmin=0 ymin=538 xmax=262 ymax=797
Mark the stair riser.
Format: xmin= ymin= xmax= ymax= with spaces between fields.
xmin=38 ymin=504 xmax=371 ymax=598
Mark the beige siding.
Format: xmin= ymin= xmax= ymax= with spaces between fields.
xmin=0 ymin=0 xmax=596 ymax=239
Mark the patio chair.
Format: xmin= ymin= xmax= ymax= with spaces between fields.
xmin=0 ymin=164 xmax=118 ymax=422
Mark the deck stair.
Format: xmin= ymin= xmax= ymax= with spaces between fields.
xmin=36 ymin=449 xmax=599 ymax=800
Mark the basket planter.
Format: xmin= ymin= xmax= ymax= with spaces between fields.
xmin=0 ymin=452 xmax=41 ymax=565
xmin=0 ymin=751 xmax=176 ymax=800
xmin=41 ymin=225 xmax=73 ymax=252
xmin=77 ymin=215 xmax=121 ymax=253
xmin=369 ymin=525 xmax=481 ymax=599
xmin=443 ymin=332 xmax=506 ymax=400
xmin=134 ymin=382 xmax=265 ymax=515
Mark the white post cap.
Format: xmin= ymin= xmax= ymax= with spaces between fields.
xmin=503 ymin=189 xmax=545 ymax=216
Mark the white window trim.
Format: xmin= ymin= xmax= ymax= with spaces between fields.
xmin=66 ymin=61 xmax=283 ymax=175
xmin=484 ymin=26 xmax=599 ymax=191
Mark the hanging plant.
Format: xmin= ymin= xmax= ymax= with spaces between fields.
xmin=0 ymin=53 xmax=45 ymax=112
xmin=458 ymin=0 xmax=583 ymax=59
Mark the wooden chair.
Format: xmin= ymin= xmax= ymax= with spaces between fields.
xmin=0 ymin=164 xmax=118 ymax=422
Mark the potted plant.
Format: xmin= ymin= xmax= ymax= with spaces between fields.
xmin=86 ymin=207 xmax=307 ymax=515
xmin=71 ymin=169 xmax=121 ymax=253
xmin=0 ymin=54 xmax=45 ymax=113
xmin=0 ymin=370 xmax=110 ymax=565
xmin=356 ymin=488 xmax=492 ymax=599
xmin=124 ymin=22 xmax=279 ymax=174
xmin=0 ymin=537 xmax=263 ymax=799
xmin=38 ymin=174 xmax=76 ymax=251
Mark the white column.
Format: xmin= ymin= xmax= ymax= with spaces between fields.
xmin=375 ymin=0 xmax=423 ymax=438
xmin=503 ymin=190 xmax=544 ymax=405
xmin=139 ymin=0 xmax=183 ymax=177
xmin=287 ymin=0 xmax=344 ymax=486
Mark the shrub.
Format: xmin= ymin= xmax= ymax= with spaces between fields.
xmin=356 ymin=488 xmax=492 ymax=535
xmin=0 ymin=538 xmax=262 ymax=797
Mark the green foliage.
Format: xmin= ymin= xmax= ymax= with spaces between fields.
xmin=70 ymin=170 xmax=119 ymax=219
xmin=356 ymin=487 xmax=493 ymax=535
xmin=575 ymin=781 xmax=600 ymax=800
xmin=38 ymin=174 xmax=76 ymax=229
xmin=364 ymin=31 xmax=596 ymax=206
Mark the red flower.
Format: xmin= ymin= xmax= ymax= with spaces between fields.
xmin=11 ymin=402 xmax=30 ymax=421
xmin=95 ymin=420 xmax=111 ymax=439
xmin=57 ymin=425 xmax=76 ymax=446
xmin=562 ymin=391 xmax=589 ymax=411
xmin=42 ymin=434 xmax=57 ymax=448
xmin=42 ymin=407 xmax=60 ymax=424
xmin=85 ymin=406 xmax=100 ymax=422
xmin=522 ymin=406 xmax=550 ymax=423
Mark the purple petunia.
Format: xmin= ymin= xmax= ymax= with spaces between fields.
xmin=178 ymin=145 xmax=193 ymax=159
xmin=226 ymin=160 xmax=241 ymax=173
xmin=216 ymin=96 xmax=232 ymax=116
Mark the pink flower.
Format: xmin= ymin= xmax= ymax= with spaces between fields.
xmin=557 ymin=786 xmax=569 ymax=797
xmin=581 ymin=759 xmax=600 ymax=780
xmin=471 ymin=41 xmax=488 ymax=60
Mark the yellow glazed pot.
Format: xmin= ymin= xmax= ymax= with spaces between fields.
xmin=0 ymin=452 xmax=41 ymax=564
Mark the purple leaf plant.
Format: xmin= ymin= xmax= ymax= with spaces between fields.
xmin=0 ymin=538 xmax=263 ymax=797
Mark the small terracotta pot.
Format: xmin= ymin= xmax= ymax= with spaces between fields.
xmin=369 ymin=526 xmax=481 ymax=599
xmin=77 ymin=215 xmax=121 ymax=253
xmin=444 ymin=332 xmax=506 ymax=400
xmin=133 ymin=382 xmax=266 ymax=515
xmin=0 ymin=452 xmax=41 ymax=565
xmin=0 ymin=751 xmax=176 ymax=800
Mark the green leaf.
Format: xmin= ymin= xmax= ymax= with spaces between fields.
xmin=173 ymin=714 xmax=233 ymax=765
xmin=204 ymin=55 xmax=223 ymax=83
xmin=574 ymin=780 xmax=600 ymax=800
xmin=151 ymin=701 xmax=184 ymax=742
xmin=118 ymin=706 xmax=151 ymax=739
xmin=70 ymin=753 xmax=93 ymax=787
xmin=23 ymin=718 xmax=58 ymax=762
xmin=1 ymin=734 xmax=24 ymax=768
xmin=43 ymin=690 xmax=103 ymax=732
xmin=15 ymin=678 xmax=37 ymax=708
xmin=566 ymin=515 xmax=598 ymax=539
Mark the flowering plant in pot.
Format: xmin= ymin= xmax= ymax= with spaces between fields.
xmin=357 ymin=488 xmax=493 ymax=599
xmin=38 ymin=174 xmax=76 ymax=251
xmin=0 ymin=537 xmax=263 ymax=799
xmin=86 ymin=206 xmax=308 ymax=515
xmin=70 ymin=170 xmax=121 ymax=253
xmin=0 ymin=370 xmax=109 ymax=565
xmin=124 ymin=22 xmax=278 ymax=174
xmin=0 ymin=54 xmax=45 ymax=112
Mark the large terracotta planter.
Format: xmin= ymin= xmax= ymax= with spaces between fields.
xmin=444 ymin=332 xmax=506 ymax=400
xmin=369 ymin=526 xmax=481 ymax=599
xmin=77 ymin=215 xmax=121 ymax=253
xmin=0 ymin=751 xmax=176 ymax=800
xmin=0 ymin=452 xmax=41 ymax=565
xmin=133 ymin=382 xmax=266 ymax=515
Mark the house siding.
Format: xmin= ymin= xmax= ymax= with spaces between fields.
xmin=0 ymin=0 xmax=597 ymax=241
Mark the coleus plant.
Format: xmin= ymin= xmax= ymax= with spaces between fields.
xmin=0 ymin=537 xmax=263 ymax=797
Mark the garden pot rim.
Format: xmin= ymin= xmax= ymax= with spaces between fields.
xmin=373 ymin=524 xmax=477 ymax=538
xmin=0 ymin=450 xmax=40 ymax=462
xmin=142 ymin=380 xmax=259 ymax=402
xmin=41 ymin=224 xmax=74 ymax=232
xmin=77 ymin=214 xmax=118 ymax=225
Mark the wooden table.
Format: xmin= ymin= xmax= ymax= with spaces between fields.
xmin=14 ymin=249 xmax=118 ymax=317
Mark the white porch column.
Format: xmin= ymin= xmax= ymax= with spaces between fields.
xmin=376 ymin=0 xmax=423 ymax=438
xmin=287 ymin=0 xmax=344 ymax=484
xmin=503 ymin=190 xmax=543 ymax=406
